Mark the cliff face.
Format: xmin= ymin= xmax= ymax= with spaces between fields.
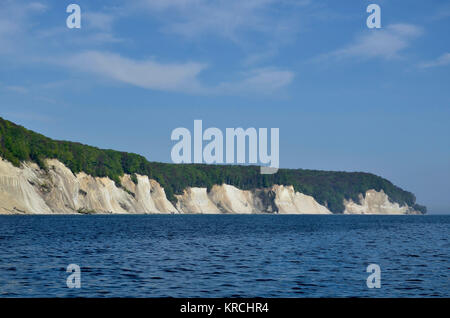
xmin=0 ymin=158 xmax=421 ymax=215
xmin=0 ymin=158 xmax=177 ymax=214
xmin=0 ymin=160 xmax=52 ymax=214
xmin=343 ymin=189 xmax=421 ymax=215
xmin=272 ymin=185 xmax=332 ymax=214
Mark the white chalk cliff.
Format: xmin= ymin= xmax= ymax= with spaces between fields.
xmin=272 ymin=185 xmax=332 ymax=214
xmin=343 ymin=189 xmax=420 ymax=215
xmin=0 ymin=158 xmax=420 ymax=215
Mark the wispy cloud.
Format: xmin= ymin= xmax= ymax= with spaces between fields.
xmin=25 ymin=2 xmax=47 ymax=12
xmin=0 ymin=1 xmax=48 ymax=54
xmin=242 ymin=47 xmax=279 ymax=66
xmin=84 ymin=12 xmax=116 ymax=31
xmin=316 ymin=24 xmax=423 ymax=62
xmin=429 ymin=3 xmax=450 ymax=21
xmin=0 ymin=1 xmax=294 ymax=96
xmin=62 ymin=51 xmax=294 ymax=95
xmin=214 ymin=68 xmax=294 ymax=95
xmin=34 ymin=8 xmax=123 ymax=45
xmin=3 ymin=85 xmax=29 ymax=94
xmin=419 ymin=53 xmax=450 ymax=68
xmin=135 ymin=0 xmax=311 ymax=72
xmin=66 ymin=51 xmax=208 ymax=93
xmin=139 ymin=0 xmax=307 ymax=46
xmin=1 ymin=1 xmax=123 ymax=58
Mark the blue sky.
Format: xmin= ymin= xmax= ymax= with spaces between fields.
xmin=0 ymin=0 xmax=449 ymax=213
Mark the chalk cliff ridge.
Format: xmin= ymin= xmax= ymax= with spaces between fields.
xmin=0 ymin=116 xmax=426 ymax=215
xmin=0 ymin=158 xmax=421 ymax=215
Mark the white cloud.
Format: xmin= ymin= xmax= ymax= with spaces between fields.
xmin=419 ymin=53 xmax=450 ymax=68
xmin=0 ymin=2 xmax=122 ymax=57
xmin=25 ymin=2 xmax=47 ymax=12
xmin=137 ymin=0 xmax=309 ymax=69
xmin=84 ymin=12 xmax=116 ymax=31
xmin=73 ymin=32 xmax=125 ymax=45
xmin=0 ymin=1 xmax=295 ymax=96
xmin=0 ymin=2 xmax=65 ymax=58
xmin=430 ymin=3 xmax=450 ymax=21
xmin=242 ymin=49 xmax=278 ymax=66
xmin=4 ymin=85 xmax=29 ymax=94
xmin=0 ymin=20 xmax=19 ymax=53
xmin=63 ymin=51 xmax=294 ymax=95
xmin=0 ymin=1 xmax=46 ymax=54
xmin=140 ymin=0 xmax=203 ymax=10
xmin=66 ymin=51 xmax=207 ymax=93
xmin=139 ymin=0 xmax=306 ymax=44
xmin=214 ymin=68 xmax=294 ymax=94
xmin=318 ymin=24 xmax=423 ymax=61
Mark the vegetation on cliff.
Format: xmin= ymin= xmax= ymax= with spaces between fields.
xmin=0 ymin=117 xmax=426 ymax=213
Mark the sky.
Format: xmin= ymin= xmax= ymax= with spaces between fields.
xmin=0 ymin=0 xmax=449 ymax=213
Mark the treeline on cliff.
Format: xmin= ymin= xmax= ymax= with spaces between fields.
xmin=0 ymin=117 xmax=426 ymax=213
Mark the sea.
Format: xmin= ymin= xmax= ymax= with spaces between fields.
xmin=0 ymin=215 xmax=448 ymax=297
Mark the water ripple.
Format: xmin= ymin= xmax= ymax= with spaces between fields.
xmin=0 ymin=215 xmax=448 ymax=297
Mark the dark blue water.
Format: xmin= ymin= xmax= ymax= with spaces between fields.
xmin=0 ymin=215 xmax=448 ymax=297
